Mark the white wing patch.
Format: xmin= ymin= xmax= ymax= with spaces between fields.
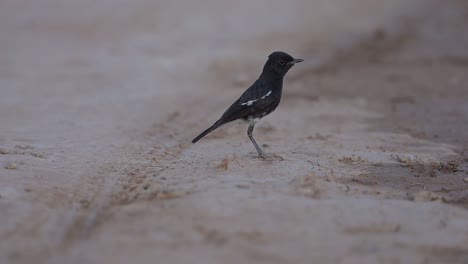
xmin=261 ymin=90 xmax=272 ymax=99
xmin=240 ymin=90 xmax=272 ymax=106
xmin=241 ymin=100 xmax=255 ymax=106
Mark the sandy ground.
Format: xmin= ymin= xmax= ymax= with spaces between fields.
xmin=1 ymin=0 xmax=468 ymax=263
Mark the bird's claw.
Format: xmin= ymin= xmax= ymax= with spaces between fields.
xmin=257 ymin=152 xmax=284 ymax=161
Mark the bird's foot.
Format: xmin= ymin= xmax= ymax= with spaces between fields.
xmin=258 ymin=151 xmax=267 ymax=159
xmin=257 ymin=152 xmax=284 ymax=161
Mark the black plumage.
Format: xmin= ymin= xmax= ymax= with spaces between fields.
xmin=192 ymin=51 xmax=303 ymax=158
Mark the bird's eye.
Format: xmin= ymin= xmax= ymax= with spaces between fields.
xmin=279 ymin=60 xmax=286 ymax=65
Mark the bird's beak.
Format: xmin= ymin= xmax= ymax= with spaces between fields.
xmin=288 ymin=58 xmax=304 ymax=65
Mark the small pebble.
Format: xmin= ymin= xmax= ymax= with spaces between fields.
xmin=0 ymin=148 xmax=9 ymax=154
xmin=4 ymin=162 xmax=17 ymax=170
xmin=464 ymin=177 xmax=468 ymax=183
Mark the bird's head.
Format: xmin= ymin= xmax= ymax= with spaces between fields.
xmin=263 ymin=51 xmax=303 ymax=77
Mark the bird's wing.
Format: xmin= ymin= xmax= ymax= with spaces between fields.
xmin=217 ymin=79 xmax=276 ymax=124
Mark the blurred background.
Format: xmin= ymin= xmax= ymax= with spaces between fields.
xmin=1 ymin=1 xmax=467 ymax=264
xmin=1 ymin=0 xmax=467 ymax=142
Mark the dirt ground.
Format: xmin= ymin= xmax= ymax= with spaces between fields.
xmin=1 ymin=0 xmax=468 ymax=263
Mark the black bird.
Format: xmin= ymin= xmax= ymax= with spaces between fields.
xmin=192 ymin=51 xmax=303 ymax=158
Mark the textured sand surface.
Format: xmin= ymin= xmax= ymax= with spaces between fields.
xmin=1 ymin=1 xmax=468 ymax=263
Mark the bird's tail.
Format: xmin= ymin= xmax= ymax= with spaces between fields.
xmin=192 ymin=121 xmax=223 ymax=143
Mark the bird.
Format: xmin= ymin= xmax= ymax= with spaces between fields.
xmin=192 ymin=51 xmax=303 ymax=158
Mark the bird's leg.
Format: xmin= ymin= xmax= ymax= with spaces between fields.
xmin=247 ymin=122 xmax=266 ymax=158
